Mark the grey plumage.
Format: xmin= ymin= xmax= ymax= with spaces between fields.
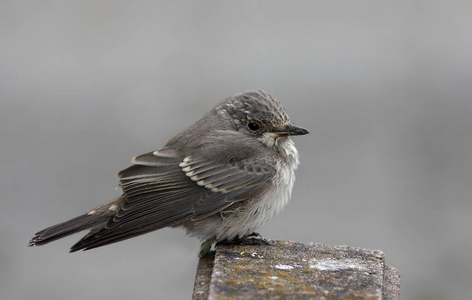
xmin=29 ymin=90 xmax=308 ymax=253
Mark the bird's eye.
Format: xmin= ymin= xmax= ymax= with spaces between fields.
xmin=247 ymin=122 xmax=260 ymax=131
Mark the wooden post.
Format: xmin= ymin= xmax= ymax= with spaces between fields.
xmin=193 ymin=240 xmax=400 ymax=299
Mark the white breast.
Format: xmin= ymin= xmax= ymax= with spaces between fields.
xmin=184 ymin=137 xmax=301 ymax=242
xmin=216 ymin=138 xmax=300 ymax=241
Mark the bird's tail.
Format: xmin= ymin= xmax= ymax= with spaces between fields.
xmin=28 ymin=213 xmax=109 ymax=247
xmin=29 ymin=196 xmax=125 ymax=249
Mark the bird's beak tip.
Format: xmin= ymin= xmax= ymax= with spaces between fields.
xmin=290 ymin=125 xmax=309 ymax=136
xmin=274 ymin=125 xmax=309 ymax=136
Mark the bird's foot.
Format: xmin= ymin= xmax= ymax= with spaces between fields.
xmin=218 ymin=232 xmax=273 ymax=246
xmin=243 ymin=232 xmax=273 ymax=245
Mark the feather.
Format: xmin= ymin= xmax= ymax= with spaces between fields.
xmin=68 ymin=143 xmax=276 ymax=251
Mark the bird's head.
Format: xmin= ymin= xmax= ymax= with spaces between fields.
xmin=216 ymin=90 xmax=309 ymax=148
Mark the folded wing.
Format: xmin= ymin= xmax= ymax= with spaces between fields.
xmin=70 ymin=142 xmax=276 ymax=251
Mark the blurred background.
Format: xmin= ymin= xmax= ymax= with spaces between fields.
xmin=2 ymin=1 xmax=471 ymax=299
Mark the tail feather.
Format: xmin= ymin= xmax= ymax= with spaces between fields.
xmin=28 ymin=213 xmax=109 ymax=247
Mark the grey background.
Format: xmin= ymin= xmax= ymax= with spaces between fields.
xmin=2 ymin=1 xmax=471 ymax=299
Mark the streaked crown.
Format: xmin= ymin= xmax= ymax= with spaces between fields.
xmin=216 ymin=90 xmax=291 ymax=130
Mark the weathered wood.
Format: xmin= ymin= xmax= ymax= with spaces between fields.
xmin=193 ymin=240 xmax=400 ymax=299
xmin=193 ymin=251 xmax=215 ymax=300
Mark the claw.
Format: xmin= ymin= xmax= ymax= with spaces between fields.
xmin=217 ymin=232 xmax=273 ymax=247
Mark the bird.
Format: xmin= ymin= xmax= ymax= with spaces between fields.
xmin=28 ymin=90 xmax=309 ymax=256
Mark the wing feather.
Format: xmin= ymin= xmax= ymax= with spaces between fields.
xmin=70 ymin=142 xmax=276 ymax=251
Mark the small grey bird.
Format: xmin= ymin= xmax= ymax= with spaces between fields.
xmin=29 ymin=90 xmax=308 ymax=255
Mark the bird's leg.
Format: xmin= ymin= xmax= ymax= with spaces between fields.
xmin=199 ymin=238 xmax=215 ymax=258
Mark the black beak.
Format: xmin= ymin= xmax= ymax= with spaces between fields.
xmin=274 ymin=125 xmax=309 ymax=136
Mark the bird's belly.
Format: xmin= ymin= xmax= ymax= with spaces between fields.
xmin=184 ymin=164 xmax=296 ymax=242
